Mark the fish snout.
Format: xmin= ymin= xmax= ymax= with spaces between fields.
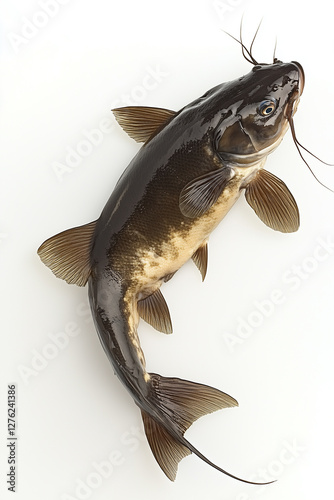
xmin=284 ymin=61 xmax=304 ymax=120
xmin=291 ymin=61 xmax=305 ymax=96
xmin=293 ymin=61 xmax=305 ymax=95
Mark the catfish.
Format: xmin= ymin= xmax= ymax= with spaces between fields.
xmin=38 ymin=51 xmax=304 ymax=482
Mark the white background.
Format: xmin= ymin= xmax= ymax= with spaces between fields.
xmin=1 ymin=1 xmax=334 ymax=499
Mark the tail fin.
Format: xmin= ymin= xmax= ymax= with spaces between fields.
xmin=141 ymin=374 xmax=273 ymax=485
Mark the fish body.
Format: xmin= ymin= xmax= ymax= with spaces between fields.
xmin=38 ymin=60 xmax=304 ymax=482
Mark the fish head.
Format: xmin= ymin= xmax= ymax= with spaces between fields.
xmin=215 ymin=61 xmax=304 ymax=166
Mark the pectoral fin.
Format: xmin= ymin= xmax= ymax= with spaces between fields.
xmin=192 ymin=241 xmax=208 ymax=281
xmin=112 ymin=106 xmax=176 ymax=143
xmin=37 ymin=221 xmax=96 ymax=286
xmin=179 ymin=167 xmax=234 ymax=218
xmin=137 ymin=289 xmax=173 ymax=334
xmin=245 ymin=169 xmax=300 ymax=233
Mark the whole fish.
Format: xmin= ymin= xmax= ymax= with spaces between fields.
xmin=38 ymin=48 xmax=304 ymax=483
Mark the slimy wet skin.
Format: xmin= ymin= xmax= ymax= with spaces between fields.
xmin=38 ymin=55 xmax=303 ymax=483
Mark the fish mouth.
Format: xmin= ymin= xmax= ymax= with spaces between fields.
xmin=292 ymin=61 xmax=305 ymax=96
xmin=284 ymin=61 xmax=305 ymax=121
xmin=219 ymin=135 xmax=285 ymax=167
xmin=219 ymin=60 xmax=306 ymax=166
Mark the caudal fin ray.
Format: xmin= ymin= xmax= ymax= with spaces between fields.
xmin=140 ymin=374 xmax=238 ymax=480
xmin=142 ymin=374 xmax=274 ymax=485
xmin=150 ymin=374 xmax=238 ymax=434
xmin=141 ymin=409 xmax=191 ymax=481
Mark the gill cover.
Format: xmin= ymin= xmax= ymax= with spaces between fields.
xmin=217 ymin=113 xmax=257 ymax=155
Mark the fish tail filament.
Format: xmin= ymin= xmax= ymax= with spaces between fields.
xmin=141 ymin=373 xmax=275 ymax=485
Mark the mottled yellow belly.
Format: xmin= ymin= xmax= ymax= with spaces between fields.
xmin=132 ymin=164 xmax=261 ymax=295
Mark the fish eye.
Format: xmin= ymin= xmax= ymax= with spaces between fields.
xmin=258 ymin=99 xmax=278 ymax=117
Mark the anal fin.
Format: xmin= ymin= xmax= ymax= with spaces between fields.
xmin=37 ymin=221 xmax=97 ymax=286
xmin=192 ymin=241 xmax=208 ymax=281
xmin=137 ymin=289 xmax=173 ymax=334
xmin=141 ymin=409 xmax=191 ymax=481
xmin=163 ymin=271 xmax=176 ymax=283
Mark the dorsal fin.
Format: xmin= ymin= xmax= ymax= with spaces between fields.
xmin=137 ymin=289 xmax=173 ymax=334
xmin=192 ymin=241 xmax=208 ymax=281
xmin=245 ymin=169 xmax=300 ymax=233
xmin=112 ymin=106 xmax=176 ymax=143
xmin=37 ymin=221 xmax=97 ymax=286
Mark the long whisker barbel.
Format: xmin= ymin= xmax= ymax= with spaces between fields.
xmin=290 ymin=122 xmax=334 ymax=166
xmin=289 ymin=117 xmax=334 ymax=193
xmin=273 ymin=36 xmax=278 ymax=63
xmin=222 ymin=29 xmax=258 ymax=65
xmin=248 ymin=17 xmax=263 ymax=63
xmin=224 ymin=20 xmax=333 ymax=192
xmin=223 ymin=18 xmax=277 ymax=67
